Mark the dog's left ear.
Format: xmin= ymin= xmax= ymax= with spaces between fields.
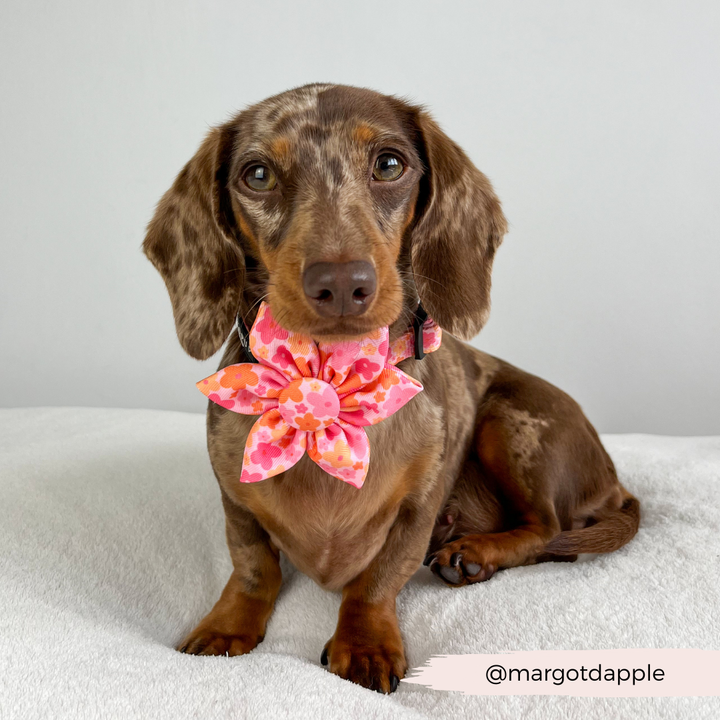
xmin=408 ymin=111 xmax=507 ymax=340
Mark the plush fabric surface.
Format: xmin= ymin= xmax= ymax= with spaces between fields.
xmin=1 ymin=407 xmax=718 ymax=719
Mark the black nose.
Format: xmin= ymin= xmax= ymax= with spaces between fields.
xmin=302 ymin=260 xmax=377 ymax=317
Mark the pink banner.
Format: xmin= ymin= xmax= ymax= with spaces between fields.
xmin=403 ymin=649 xmax=720 ymax=696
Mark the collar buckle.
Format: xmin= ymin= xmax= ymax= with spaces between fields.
xmin=412 ymin=304 xmax=428 ymax=360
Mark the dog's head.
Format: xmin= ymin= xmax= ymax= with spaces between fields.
xmin=143 ymin=84 xmax=507 ymax=359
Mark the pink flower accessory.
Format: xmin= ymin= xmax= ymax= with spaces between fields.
xmin=197 ymin=303 xmax=442 ymax=489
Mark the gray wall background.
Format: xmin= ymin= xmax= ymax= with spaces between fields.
xmin=1 ymin=1 xmax=718 ymax=435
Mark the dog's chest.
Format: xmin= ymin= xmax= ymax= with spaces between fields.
xmin=240 ymin=455 xmax=404 ymax=591
xmin=213 ymin=387 xmax=445 ymax=590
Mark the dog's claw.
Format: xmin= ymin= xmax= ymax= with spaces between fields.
xmin=450 ymin=552 xmax=462 ymax=567
xmin=422 ymin=554 xmax=434 ymax=566
xmin=390 ymin=674 xmax=399 ymax=692
xmin=320 ymin=647 xmax=328 ymax=666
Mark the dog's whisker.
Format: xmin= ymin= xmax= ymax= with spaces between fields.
xmin=399 ymin=271 xmax=448 ymax=291
xmin=241 ymin=292 xmax=271 ymax=326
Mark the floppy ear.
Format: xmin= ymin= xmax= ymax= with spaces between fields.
xmin=143 ymin=124 xmax=244 ymax=360
xmin=410 ymin=112 xmax=507 ymax=340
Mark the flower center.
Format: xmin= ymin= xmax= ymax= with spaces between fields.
xmin=278 ymin=377 xmax=340 ymax=430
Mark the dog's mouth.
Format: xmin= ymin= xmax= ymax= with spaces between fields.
xmin=310 ymin=319 xmax=389 ymax=342
xmin=260 ymin=290 xmax=407 ymax=342
xmin=271 ymin=310 xmax=396 ymax=342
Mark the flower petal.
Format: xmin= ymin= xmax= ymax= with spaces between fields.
xmin=338 ymin=366 xmax=423 ymax=426
xmin=242 ymin=412 xmax=307 ymax=481
xmin=250 ymin=303 xmax=320 ymax=380
xmin=197 ymin=363 xmax=287 ymax=414
xmin=319 ymin=326 xmax=389 ymax=394
xmin=307 ymin=420 xmax=369 ymax=488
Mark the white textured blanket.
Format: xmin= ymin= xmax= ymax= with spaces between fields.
xmin=1 ymin=408 xmax=718 ymax=719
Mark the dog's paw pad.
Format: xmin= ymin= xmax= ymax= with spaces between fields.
xmin=437 ymin=562 xmax=462 ymax=585
xmin=464 ymin=560 xmax=496 ymax=582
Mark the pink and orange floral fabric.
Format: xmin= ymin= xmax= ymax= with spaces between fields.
xmin=197 ymin=303 xmax=442 ymax=488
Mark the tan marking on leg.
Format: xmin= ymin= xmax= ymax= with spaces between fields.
xmin=177 ymin=560 xmax=281 ymax=656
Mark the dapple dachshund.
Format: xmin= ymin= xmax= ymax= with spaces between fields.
xmin=143 ymin=83 xmax=640 ymax=694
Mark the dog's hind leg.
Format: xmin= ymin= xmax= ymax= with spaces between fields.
xmin=425 ymin=366 xmax=638 ymax=587
xmin=425 ymin=477 xmax=562 ymax=586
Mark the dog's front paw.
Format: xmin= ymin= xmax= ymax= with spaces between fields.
xmin=321 ymin=637 xmax=405 ymax=694
xmin=321 ymin=605 xmax=407 ymax=693
xmin=177 ymin=629 xmax=263 ymax=657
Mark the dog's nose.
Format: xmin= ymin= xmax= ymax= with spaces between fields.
xmin=302 ymin=260 xmax=376 ymax=317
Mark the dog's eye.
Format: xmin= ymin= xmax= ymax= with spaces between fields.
xmin=244 ymin=165 xmax=277 ymax=191
xmin=372 ymin=153 xmax=404 ymax=182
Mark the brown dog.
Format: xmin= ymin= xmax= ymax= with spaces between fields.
xmin=143 ymin=83 xmax=639 ymax=694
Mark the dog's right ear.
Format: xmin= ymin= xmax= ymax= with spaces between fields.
xmin=143 ymin=124 xmax=244 ymax=360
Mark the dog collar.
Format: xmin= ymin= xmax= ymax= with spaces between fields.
xmin=197 ymin=302 xmax=442 ymax=488
xmin=236 ymin=303 xmax=432 ymax=363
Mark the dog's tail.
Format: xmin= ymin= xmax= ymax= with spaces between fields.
xmin=544 ymin=495 xmax=640 ymax=556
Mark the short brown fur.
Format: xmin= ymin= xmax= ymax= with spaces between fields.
xmin=144 ymin=84 xmax=640 ymax=694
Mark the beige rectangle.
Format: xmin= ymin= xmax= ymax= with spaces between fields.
xmin=403 ymin=649 xmax=720 ymax=696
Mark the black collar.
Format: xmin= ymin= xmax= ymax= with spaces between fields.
xmin=236 ymin=304 xmax=430 ymax=364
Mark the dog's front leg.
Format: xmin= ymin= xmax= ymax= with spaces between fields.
xmin=178 ymin=492 xmax=282 ymax=656
xmin=322 ymin=497 xmax=438 ymax=693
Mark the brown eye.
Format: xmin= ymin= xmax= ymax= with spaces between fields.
xmin=244 ymin=165 xmax=277 ymax=191
xmin=372 ymin=153 xmax=404 ymax=181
